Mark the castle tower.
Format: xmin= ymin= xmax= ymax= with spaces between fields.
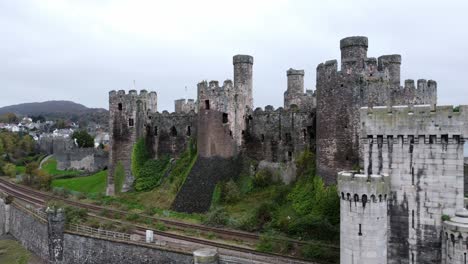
xmin=338 ymin=172 xmax=390 ymax=264
xmin=442 ymin=208 xmax=468 ymax=264
xmin=106 ymin=90 xmax=157 ymax=195
xmin=284 ymin=69 xmax=305 ymax=109
xmin=232 ymin=55 xmax=254 ymax=146
xmin=316 ymin=36 xmax=437 ymax=184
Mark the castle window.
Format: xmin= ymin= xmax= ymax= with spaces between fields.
xmin=154 ymin=126 xmax=158 ymax=136
xmin=129 ymin=118 xmax=134 ymax=127
xmin=412 ymin=210 xmax=415 ymax=228
xmin=205 ymin=100 xmax=210 ymax=110
xmin=170 ymin=126 xmax=177 ymax=137
xmin=261 ymin=134 xmax=265 ymax=142
xmin=429 ymin=135 xmax=436 ymax=144
xmin=358 ymin=224 xmax=362 ymax=236
xmin=287 ymin=151 xmax=292 ymax=161
xmin=341 ymin=192 xmax=345 ymax=200
xmin=411 ymin=167 xmax=415 ymax=185
xmin=354 ymin=194 xmax=359 ymax=202
xmin=187 ymin=126 xmax=191 ymax=136
xmin=118 ymin=103 xmax=123 ymax=111
xmin=302 ymin=129 xmax=307 ymax=140
xmin=285 ymin=133 xmax=292 ymax=143
xmin=362 ymin=194 xmax=368 ymax=208
xmin=222 ymin=113 xmax=228 ymax=124
xmin=229 ymin=130 xmax=232 ymax=137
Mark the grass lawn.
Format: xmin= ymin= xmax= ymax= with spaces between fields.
xmin=41 ymin=159 xmax=80 ymax=177
xmin=15 ymin=166 xmax=25 ymax=175
xmin=0 ymin=237 xmax=31 ymax=264
xmin=52 ymin=170 xmax=107 ymax=194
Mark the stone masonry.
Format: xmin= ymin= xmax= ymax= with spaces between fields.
xmin=316 ymin=36 xmax=437 ymax=184
xmin=338 ymin=105 xmax=467 ymax=264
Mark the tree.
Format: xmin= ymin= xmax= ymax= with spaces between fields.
xmin=0 ymin=113 xmax=18 ymax=123
xmin=72 ymin=130 xmax=94 ymax=148
xmin=31 ymin=115 xmax=46 ymax=123
xmin=0 ymin=139 xmax=4 ymax=155
xmin=19 ymin=135 xmax=35 ymax=154
xmin=2 ymin=163 xmax=16 ymax=178
xmin=24 ymin=161 xmax=39 ymax=186
xmin=56 ymin=119 xmax=66 ymax=129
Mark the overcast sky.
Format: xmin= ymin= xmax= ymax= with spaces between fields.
xmin=1 ymin=0 xmax=467 ymax=112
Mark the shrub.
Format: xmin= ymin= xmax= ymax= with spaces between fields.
xmin=64 ymin=206 xmax=88 ymax=224
xmin=256 ymin=231 xmax=292 ymax=254
xmin=2 ymin=163 xmax=16 ymax=178
xmin=211 ymin=183 xmax=222 ymax=207
xmin=126 ymin=213 xmax=140 ymax=222
xmin=442 ymin=214 xmax=451 ymax=221
xmin=223 ymin=179 xmax=241 ymax=203
xmin=203 ymin=207 xmax=229 ymax=227
xmin=301 ymin=243 xmax=339 ymax=263
xmin=253 ymin=169 xmax=272 ymax=188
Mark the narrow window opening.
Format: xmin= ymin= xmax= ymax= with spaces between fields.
xmin=154 ymin=126 xmax=158 ymax=136
xmin=222 ymin=113 xmax=228 ymax=124
xmin=128 ymin=118 xmax=134 ymax=127
xmin=362 ymin=195 xmax=368 ymax=208
xmin=229 ymin=130 xmax=232 ymax=137
xmin=287 ymin=151 xmax=292 ymax=161
xmin=442 ymin=134 xmax=448 ymax=144
xmin=358 ymin=224 xmax=362 ymax=236
xmin=341 ymin=192 xmax=345 ymax=200
xmin=412 ymin=210 xmax=415 ymax=228
xmin=464 ymin=252 xmax=466 ymax=264
xmin=412 ymin=167 xmax=415 ymax=186
xmin=429 ymin=135 xmax=436 ymax=144
xmin=118 ymin=103 xmax=123 ymax=111
xmin=205 ymin=100 xmax=210 ymax=110
xmin=302 ymin=129 xmax=307 ymax=139
xmin=170 ymin=126 xmax=177 ymax=137
xmin=411 ymin=252 xmax=414 ymax=264
xmin=187 ymin=126 xmax=191 ymax=136
xmin=261 ymin=134 xmax=265 ymax=142
xmin=285 ymin=133 xmax=292 ymax=143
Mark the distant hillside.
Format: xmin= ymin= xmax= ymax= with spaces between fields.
xmin=0 ymin=100 xmax=109 ymax=127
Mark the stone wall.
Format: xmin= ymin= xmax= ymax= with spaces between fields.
xmin=63 ymin=233 xmax=192 ymax=264
xmin=38 ymin=136 xmax=74 ymax=155
xmin=56 ymin=148 xmax=108 ymax=172
xmin=244 ymin=106 xmax=315 ymax=163
xmin=361 ymin=105 xmax=467 ymax=263
xmin=316 ymin=36 xmax=438 ymax=184
xmin=0 ymin=199 xmax=50 ymax=261
xmin=148 ymin=110 xmax=197 ymax=159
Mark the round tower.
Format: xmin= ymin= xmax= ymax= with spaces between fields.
xmin=340 ymin=36 xmax=368 ymax=71
xmin=284 ymin=69 xmax=305 ymax=109
xmin=338 ymin=172 xmax=390 ymax=264
xmin=378 ymin=55 xmax=401 ymax=86
xmin=233 ymin=55 xmax=253 ymax=109
xmin=442 ymin=208 xmax=468 ymax=264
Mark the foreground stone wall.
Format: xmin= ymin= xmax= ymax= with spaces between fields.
xmin=361 ymin=105 xmax=467 ymax=263
xmin=63 ymin=233 xmax=192 ymax=264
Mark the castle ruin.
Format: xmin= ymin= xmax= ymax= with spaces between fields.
xmin=106 ymin=36 xmax=468 ymax=263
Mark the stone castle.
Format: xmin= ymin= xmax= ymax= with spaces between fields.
xmin=107 ymin=36 xmax=468 ymax=263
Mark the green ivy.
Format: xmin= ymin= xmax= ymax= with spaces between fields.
xmin=134 ymin=157 xmax=170 ymax=191
xmin=131 ymin=138 xmax=150 ymax=179
xmin=114 ymin=162 xmax=125 ymax=194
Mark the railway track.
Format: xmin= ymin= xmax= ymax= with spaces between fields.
xmin=0 ymin=177 xmax=336 ymax=263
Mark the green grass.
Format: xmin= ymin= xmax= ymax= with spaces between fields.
xmin=41 ymin=158 xmax=81 ymax=177
xmin=0 ymin=238 xmax=31 ymax=264
xmin=51 ymin=170 xmax=107 ymax=194
xmin=15 ymin=166 xmax=25 ymax=175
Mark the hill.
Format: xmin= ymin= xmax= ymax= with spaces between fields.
xmin=0 ymin=100 xmax=108 ymax=127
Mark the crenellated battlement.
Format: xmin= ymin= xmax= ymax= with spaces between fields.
xmin=338 ymin=172 xmax=390 ymax=205
xmin=361 ymin=104 xmax=468 ymax=139
xmin=109 ymin=89 xmax=157 ymax=98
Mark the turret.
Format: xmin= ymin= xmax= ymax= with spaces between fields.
xmin=340 ymin=36 xmax=368 ymax=71
xmin=233 ymin=55 xmax=253 ymax=109
xmin=338 ymin=172 xmax=390 ymax=264
xmin=378 ymin=55 xmax=401 ymax=86
xmin=286 ymin=68 xmax=304 ymax=94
